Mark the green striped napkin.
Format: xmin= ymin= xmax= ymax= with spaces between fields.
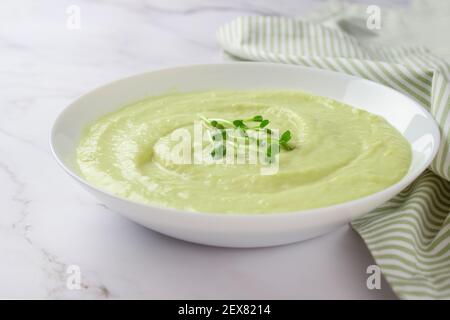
xmin=218 ymin=14 xmax=450 ymax=299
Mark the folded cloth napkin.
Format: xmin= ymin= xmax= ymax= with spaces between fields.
xmin=217 ymin=1 xmax=450 ymax=299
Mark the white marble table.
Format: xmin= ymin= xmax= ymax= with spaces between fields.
xmin=0 ymin=0 xmax=400 ymax=299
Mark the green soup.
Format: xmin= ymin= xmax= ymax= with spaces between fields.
xmin=76 ymin=90 xmax=411 ymax=214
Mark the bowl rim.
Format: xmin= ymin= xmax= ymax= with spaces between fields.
xmin=49 ymin=62 xmax=441 ymax=220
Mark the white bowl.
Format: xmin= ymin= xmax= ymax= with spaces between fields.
xmin=50 ymin=63 xmax=440 ymax=248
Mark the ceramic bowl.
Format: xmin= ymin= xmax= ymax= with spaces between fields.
xmin=50 ymin=63 xmax=440 ymax=247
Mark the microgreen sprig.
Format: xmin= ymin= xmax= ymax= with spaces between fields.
xmin=200 ymin=115 xmax=295 ymax=161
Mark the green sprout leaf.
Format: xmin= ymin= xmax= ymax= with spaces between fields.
xmin=259 ymin=119 xmax=270 ymax=128
xmin=280 ymin=141 xmax=294 ymax=151
xmin=279 ymin=130 xmax=294 ymax=151
xmin=280 ymin=130 xmax=291 ymax=142
xmin=233 ymin=119 xmax=247 ymax=129
xmin=201 ymin=115 xmax=295 ymax=161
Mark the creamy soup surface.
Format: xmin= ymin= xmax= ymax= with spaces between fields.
xmin=76 ymin=90 xmax=411 ymax=214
